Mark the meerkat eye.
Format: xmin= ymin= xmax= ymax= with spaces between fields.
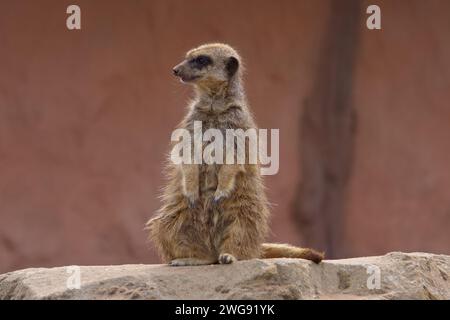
xmin=189 ymin=55 xmax=213 ymax=69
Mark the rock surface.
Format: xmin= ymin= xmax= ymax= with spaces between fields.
xmin=0 ymin=252 xmax=449 ymax=300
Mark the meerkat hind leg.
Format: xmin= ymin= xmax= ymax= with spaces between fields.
xmin=169 ymin=258 xmax=216 ymax=267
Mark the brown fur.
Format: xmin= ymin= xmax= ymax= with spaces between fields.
xmin=146 ymin=43 xmax=323 ymax=266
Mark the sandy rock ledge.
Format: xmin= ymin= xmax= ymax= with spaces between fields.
xmin=0 ymin=252 xmax=449 ymax=300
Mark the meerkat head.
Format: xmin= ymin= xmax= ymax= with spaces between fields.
xmin=172 ymin=43 xmax=242 ymax=94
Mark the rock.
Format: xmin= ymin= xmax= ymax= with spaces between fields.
xmin=0 ymin=252 xmax=449 ymax=300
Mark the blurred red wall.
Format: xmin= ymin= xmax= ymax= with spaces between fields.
xmin=0 ymin=0 xmax=449 ymax=273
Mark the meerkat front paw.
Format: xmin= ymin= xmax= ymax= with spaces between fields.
xmin=213 ymin=189 xmax=230 ymax=205
xmin=218 ymin=253 xmax=237 ymax=264
xmin=183 ymin=191 xmax=199 ymax=208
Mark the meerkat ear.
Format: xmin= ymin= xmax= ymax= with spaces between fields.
xmin=226 ymin=57 xmax=239 ymax=78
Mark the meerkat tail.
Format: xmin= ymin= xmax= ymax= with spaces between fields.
xmin=260 ymin=243 xmax=324 ymax=264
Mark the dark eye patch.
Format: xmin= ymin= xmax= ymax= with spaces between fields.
xmin=189 ymin=55 xmax=213 ymax=69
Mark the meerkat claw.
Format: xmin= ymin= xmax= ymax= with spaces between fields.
xmin=218 ymin=253 xmax=237 ymax=264
xmin=188 ymin=199 xmax=196 ymax=209
xmin=213 ymin=191 xmax=228 ymax=204
xmin=185 ymin=194 xmax=197 ymax=209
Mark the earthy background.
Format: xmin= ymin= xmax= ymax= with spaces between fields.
xmin=0 ymin=0 xmax=449 ymax=273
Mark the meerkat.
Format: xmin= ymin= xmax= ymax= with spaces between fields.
xmin=146 ymin=43 xmax=324 ymax=266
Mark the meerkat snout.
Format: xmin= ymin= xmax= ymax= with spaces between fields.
xmin=172 ymin=55 xmax=213 ymax=83
xmin=171 ymin=44 xmax=242 ymax=88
